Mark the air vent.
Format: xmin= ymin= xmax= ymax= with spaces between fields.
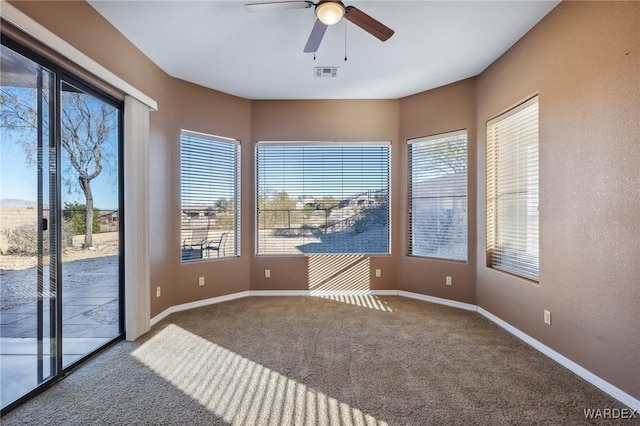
xmin=314 ymin=67 xmax=338 ymax=78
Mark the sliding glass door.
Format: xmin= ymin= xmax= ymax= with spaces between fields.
xmin=0 ymin=42 xmax=58 ymax=409
xmin=59 ymin=80 xmax=122 ymax=368
xmin=0 ymin=39 xmax=123 ymax=411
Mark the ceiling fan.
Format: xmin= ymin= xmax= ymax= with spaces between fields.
xmin=245 ymin=1 xmax=394 ymax=53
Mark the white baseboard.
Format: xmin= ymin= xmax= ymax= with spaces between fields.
xmin=478 ymin=308 xmax=640 ymax=411
xmin=309 ymin=289 xmax=399 ymax=297
xmin=150 ymin=291 xmax=250 ymax=326
xmin=398 ymin=290 xmax=477 ymax=312
xmin=148 ymin=288 xmax=639 ymax=410
xmin=247 ymin=289 xmax=399 ymax=297
xmin=368 ymin=290 xmax=399 ymax=296
xmin=247 ymin=290 xmax=309 ymax=297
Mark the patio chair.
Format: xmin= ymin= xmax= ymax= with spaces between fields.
xmin=181 ymin=229 xmax=211 ymax=260
xmin=204 ymin=231 xmax=229 ymax=258
xmin=182 ymin=229 xmax=210 ymax=249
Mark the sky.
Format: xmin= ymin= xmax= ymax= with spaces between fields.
xmin=1 ymin=127 xmax=119 ymax=210
xmin=1 ymin=80 xmax=120 ymax=210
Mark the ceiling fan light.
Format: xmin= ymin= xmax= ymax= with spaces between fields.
xmin=316 ymin=2 xmax=344 ymax=26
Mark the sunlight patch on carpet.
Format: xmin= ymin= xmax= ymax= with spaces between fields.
xmin=132 ymin=324 xmax=386 ymax=425
xmin=315 ymin=294 xmax=392 ymax=312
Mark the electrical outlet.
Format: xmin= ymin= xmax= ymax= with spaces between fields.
xmin=265 ymin=269 xmax=271 ymax=278
xmin=375 ymin=269 xmax=382 ymax=278
xmin=156 ymin=286 xmax=161 ymax=298
xmin=445 ymin=276 xmax=452 ymax=286
xmin=544 ymin=310 xmax=551 ymax=325
xmin=198 ymin=276 xmax=205 ymax=286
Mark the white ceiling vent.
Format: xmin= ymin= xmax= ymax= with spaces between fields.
xmin=314 ymin=67 xmax=338 ymax=78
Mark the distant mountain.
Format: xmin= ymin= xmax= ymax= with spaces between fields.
xmin=0 ymin=199 xmax=45 ymax=209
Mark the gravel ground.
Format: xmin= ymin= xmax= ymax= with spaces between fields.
xmin=0 ymin=255 xmax=118 ymax=315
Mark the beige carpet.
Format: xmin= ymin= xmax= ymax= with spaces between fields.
xmin=2 ymin=296 xmax=633 ymax=425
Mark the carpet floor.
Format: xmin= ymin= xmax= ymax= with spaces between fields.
xmin=2 ymin=296 xmax=634 ymax=425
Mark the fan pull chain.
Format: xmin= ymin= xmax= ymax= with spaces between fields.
xmin=344 ymin=19 xmax=348 ymax=61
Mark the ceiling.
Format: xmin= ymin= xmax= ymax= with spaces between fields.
xmin=88 ymin=1 xmax=559 ymax=100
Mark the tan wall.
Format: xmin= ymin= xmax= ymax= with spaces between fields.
xmin=398 ymin=78 xmax=477 ymax=303
xmin=476 ymin=1 xmax=640 ymax=399
xmin=250 ymin=100 xmax=400 ymax=292
xmin=169 ymin=78 xmax=252 ymax=306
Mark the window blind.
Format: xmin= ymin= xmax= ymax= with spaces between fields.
xmin=408 ymin=130 xmax=467 ymax=261
xmin=180 ymin=130 xmax=240 ymax=261
xmin=486 ymin=96 xmax=539 ymax=281
xmin=256 ymin=142 xmax=390 ymax=255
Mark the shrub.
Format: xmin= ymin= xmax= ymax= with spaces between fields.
xmin=3 ymin=219 xmax=74 ymax=256
xmin=2 ymin=223 xmax=47 ymax=256
xmin=62 ymin=202 xmax=100 ymax=235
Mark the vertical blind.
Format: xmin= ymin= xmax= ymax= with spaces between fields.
xmin=256 ymin=142 xmax=390 ymax=255
xmin=408 ymin=130 xmax=467 ymax=261
xmin=180 ymin=130 xmax=240 ymax=260
xmin=486 ymin=96 xmax=539 ymax=281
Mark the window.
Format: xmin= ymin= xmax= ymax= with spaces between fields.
xmin=180 ymin=131 xmax=240 ymax=261
xmin=256 ymin=142 xmax=390 ymax=255
xmin=486 ymin=96 xmax=539 ymax=281
xmin=408 ymin=130 xmax=467 ymax=261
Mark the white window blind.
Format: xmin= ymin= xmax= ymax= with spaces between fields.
xmin=408 ymin=130 xmax=467 ymax=261
xmin=180 ymin=130 xmax=240 ymax=261
xmin=256 ymin=142 xmax=390 ymax=255
xmin=486 ymin=96 xmax=539 ymax=281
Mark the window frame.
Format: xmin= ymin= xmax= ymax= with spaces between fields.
xmin=255 ymin=141 xmax=391 ymax=257
xmin=407 ymin=129 xmax=468 ymax=262
xmin=179 ymin=129 xmax=241 ymax=263
xmin=486 ymin=96 xmax=539 ymax=282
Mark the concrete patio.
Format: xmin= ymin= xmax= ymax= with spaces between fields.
xmin=0 ymin=255 xmax=120 ymax=407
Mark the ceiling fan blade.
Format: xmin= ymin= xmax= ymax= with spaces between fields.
xmin=345 ymin=6 xmax=394 ymax=42
xmin=245 ymin=1 xmax=313 ymax=13
xmin=303 ymin=19 xmax=328 ymax=53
